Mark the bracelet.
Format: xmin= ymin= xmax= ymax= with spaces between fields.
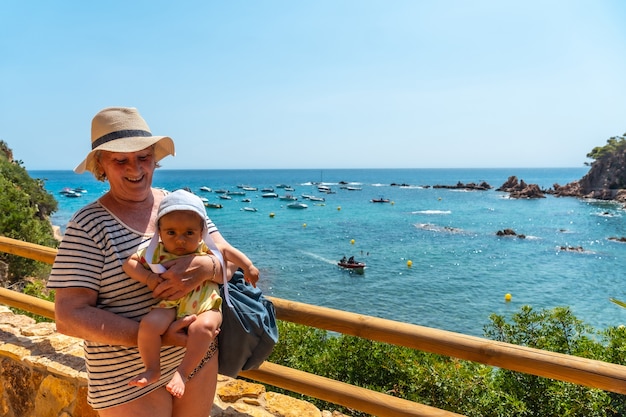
xmin=209 ymin=255 xmax=217 ymax=283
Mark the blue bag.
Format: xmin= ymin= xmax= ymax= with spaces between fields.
xmin=217 ymin=270 xmax=278 ymax=378
xmin=197 ymin=228 xmax=278 ymax=378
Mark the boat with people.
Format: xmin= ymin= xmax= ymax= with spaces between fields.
xmin=371 ymin=197 xmax=390 ymax=203
xmin=337 ymin=256 xmax=366 ymax=274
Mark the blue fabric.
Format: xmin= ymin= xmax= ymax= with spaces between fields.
xmin=218 ymin=270 xmax=278 ymax=377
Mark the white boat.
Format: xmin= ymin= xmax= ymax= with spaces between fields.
xmin=242 ymin=186 xmax=258 ymax=191
xmin=308 ymin=196 xmax=325 ymax=202
xmin=241 ymin=207 xmax=258 ymax=212
xmin=287 ymin=202 xmax=308 ymax=209
xmin=262 ymin=192 xmax=278 ymax=198
xmin=219 ymin=195 xmax=232 ymax=200
xmin=199 ymin=186 xmax=212 ymax=192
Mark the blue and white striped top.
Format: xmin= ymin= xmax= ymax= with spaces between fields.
xmin=47 ymin=198 xmax=217 ymax=410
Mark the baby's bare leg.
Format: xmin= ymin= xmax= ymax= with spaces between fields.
xmin=167 ymin=309 xmax=222 ymax=397
xmin=130 ymin=308 xmax=177 ymax=387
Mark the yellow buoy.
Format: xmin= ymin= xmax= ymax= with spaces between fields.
xmin=407 ymin=260 xmax=413 ymax=268
xmin=302 ymin=223 xmax=307 ymax=228
xmin=337 ymin=206 xmax=341 ymax=211
xmin=269 ymin=212 xmax=275 ymax=218
xmin=505 ymin=293 xmax=512 ymax=302
xmin=350 ymin=239 xmax=355 ymax=245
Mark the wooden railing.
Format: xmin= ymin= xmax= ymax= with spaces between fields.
xmin=3 ymin=235 xmax=626 ymax=417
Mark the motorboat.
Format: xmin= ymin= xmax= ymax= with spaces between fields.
xmin=338 ymin=258 xmax=366 ymax=274
xmin=199 ymin=186 xmax=212 ymax=192
xmin=204 ymin=202 xmax=223 ymax=209
xmin=371 ymin=198 xmax=390 ymax=203
xmin=287 ymin=202 xmax=308 ymax=209
xmin=279 ymin=194 xmax=297 ymax=201
xmin=262 ymin=192 xmax=278 ymax=198
xmin=241 ymin=207 xmax=258 ymax=212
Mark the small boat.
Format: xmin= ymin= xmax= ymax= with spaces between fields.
xmin=279 ymin=194 xmax=297 ymax=201
xmin=276 ymin=184 xmax=290 ymax=189
xmin=60 ymin=188 xmax=83 ymax=198
xmin=227 ymin=190 xmax=246 ymax=196
xmin=241 ymin=198 xmax=251 ymax=203
xmin=199 ymin=186 xmax=212 ymax=192
xmin=284 ymin=186 xmax=295 ymax=191
xmin=219 ymin=195 xmax=232 ymax=200
xmin=242 ymin=186 xmax=258 ymax=191
xmin=261 ymin=187 xmax=275 ymax=192
xmin=317 ymin=185 xmax=331 ymax=193
xmin=338 ymin=258 xmax=366 ymax=274
xmin=371 ymin=198 xmax=390 ymax=203
xmin=308 ymin=196 xmax=325 ymax=202
xmin=214 ymin=189 xmax=227 ymax=194
xmin=241 ymin=207 xmax=258 ymax=212
xmin=262 ymin=192 xmax=278 ymax=198
xmin=204 ymin=202 xmax=223 ymax=209
xmin=346 ymin=186 xmax=362 ymax=191
xmin=287 ymin=202 xmax=308 ymax=209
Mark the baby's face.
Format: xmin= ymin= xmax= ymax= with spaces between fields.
xmin=158 ymin=211 xmax=204 ymax=256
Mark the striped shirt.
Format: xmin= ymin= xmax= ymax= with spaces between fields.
xmin=47 ymin=198 xmax=217 ymax=409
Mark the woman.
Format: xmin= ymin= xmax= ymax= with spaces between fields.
xmin=48 ymin=107 xmax=235 ymax=417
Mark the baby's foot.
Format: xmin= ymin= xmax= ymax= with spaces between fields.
xmin=129 ymin=369 xmax=160 ymax=387
xmin=166 ymin=371 xmax=186 ymax=398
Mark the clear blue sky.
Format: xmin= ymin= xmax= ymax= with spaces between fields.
xmin=2 ymin=1 xmax=626 ymax=171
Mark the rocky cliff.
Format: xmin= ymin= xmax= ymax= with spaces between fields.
xmin=552 ymin=148 xmax=626 ymax=203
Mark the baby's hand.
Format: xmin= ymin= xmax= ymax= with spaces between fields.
xmin=245 ymin=265 xmax=260 ymax=287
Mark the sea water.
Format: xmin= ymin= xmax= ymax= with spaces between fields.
xmin=30 ymin=168 xmax=626 ymax=337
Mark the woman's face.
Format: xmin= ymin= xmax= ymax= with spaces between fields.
xmin=97 ymin=147 xmax=157 ymax=202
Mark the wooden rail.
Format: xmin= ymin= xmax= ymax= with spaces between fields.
xmin=3 ymin=235 xmax=626 ymax=415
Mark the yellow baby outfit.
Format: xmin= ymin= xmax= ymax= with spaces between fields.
xmin=138 ymin=242 xmax=222 ymax=318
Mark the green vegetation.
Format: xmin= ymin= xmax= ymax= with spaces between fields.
xmin=0 ymin=140 xmax=58 ymax=287
xmin=268 ymin=306 xmax=626 ymax=417
xmin=586 ymin=135 xmax=626 ymax=164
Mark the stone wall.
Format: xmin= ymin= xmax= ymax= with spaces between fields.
xmin=0 ymin=306 xmax=342 ymax=417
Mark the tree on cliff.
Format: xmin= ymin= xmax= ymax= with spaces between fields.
xmin=0 ymin=140 xmax=58 ymax=287
xmin=586 ymin=135 xmax=626 ymax=164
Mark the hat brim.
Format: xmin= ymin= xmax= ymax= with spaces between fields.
xmin=74 ymin=136 xmax=175 ymax=174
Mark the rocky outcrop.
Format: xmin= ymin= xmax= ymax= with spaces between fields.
xmin=553 ymin=149 xmax=626 ymax=201
xmin=497 ymin=176 xmax=546 ymax=199
xmin=433 ymin=181 xmax=492 ymax=191
xmin=496 ymin=229 xmax=526 ymax=239
xmin=0 ymin=306 xmax=345 ymax=417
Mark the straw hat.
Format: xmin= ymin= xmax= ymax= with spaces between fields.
xmin=74 ymin=107 xmax=175 ymax=174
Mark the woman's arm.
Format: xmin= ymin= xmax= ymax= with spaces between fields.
xmin=55 ymin=287 xmax=193 ymax=347
xmin=54 ymin=287 xmax=141 ymax=346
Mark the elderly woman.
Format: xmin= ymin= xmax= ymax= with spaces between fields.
xmin=48 ymin=107 xmax=234 ymax=417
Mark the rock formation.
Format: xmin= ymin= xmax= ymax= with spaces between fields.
xmin=496 ymin=176 xmax=546 ymax=199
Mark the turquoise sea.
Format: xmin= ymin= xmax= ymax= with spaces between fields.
xmin=30 ymin=168 xmax=626 ymax=337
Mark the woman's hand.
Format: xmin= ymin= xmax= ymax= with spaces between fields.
xmin=155 ymin=255 xmax=219 ymax=300
xmin=161 ymin=315 xmax=197 ymax=347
